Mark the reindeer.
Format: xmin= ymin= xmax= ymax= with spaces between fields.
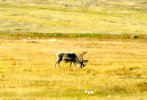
xmin=55 ymin=52 xmax=88 ymax=68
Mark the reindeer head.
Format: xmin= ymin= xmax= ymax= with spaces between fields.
xmin=79 ymin=52 xmax=88 ymax=68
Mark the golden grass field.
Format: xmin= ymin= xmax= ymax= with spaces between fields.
xmin=0 ymin=37 xmax=147 ymax=99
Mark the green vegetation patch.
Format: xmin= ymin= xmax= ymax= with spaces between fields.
xmin=0 ymin=32 xmax=147 ymax=39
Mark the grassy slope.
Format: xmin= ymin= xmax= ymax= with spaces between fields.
xmin=0 ymin=0 xmax=147 ymax=34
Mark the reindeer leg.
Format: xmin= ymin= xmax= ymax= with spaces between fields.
xmin=55 ymin=62 xmax=58 ymax=67
xmin=73 ymin=62 xmax=76 ymax=67
xmin=70 ymin=62 xmax=77 ymax=67
xmin=55 ymin=59 xmax=62 ymax=68
xmin=70 ymin=61 xmax=72 ymax=67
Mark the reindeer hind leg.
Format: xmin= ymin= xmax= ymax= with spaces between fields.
xmin=70 ymin=61 xmax=73 ymax=67
xmin=55 ymin=58 xmax=62 ymax=68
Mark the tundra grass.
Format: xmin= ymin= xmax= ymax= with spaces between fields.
xmin=0 ymin=37 xmax=147 ymax=99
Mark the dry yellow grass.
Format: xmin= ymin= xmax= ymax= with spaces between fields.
xmin=0 ymin=37 xmax=147 ymax=99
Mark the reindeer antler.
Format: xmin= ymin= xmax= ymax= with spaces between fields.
xmin=80 ymin=51 xmax=87 ymax=57
xmin=80 ymin=51 xmax=87 ymax=61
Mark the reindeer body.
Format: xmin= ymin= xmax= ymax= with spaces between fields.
xmin=55 ymin=52 xmax=88 ymax=68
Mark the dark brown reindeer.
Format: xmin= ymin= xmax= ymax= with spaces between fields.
xmin=55 ymin=52 xmax=88 ymax=68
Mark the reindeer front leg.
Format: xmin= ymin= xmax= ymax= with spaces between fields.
xmin=69 ymin=61 xmax=76 ymax=67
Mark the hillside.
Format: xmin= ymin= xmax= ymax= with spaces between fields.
xmin=0 ymin=0 xmax=147 ymax=34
